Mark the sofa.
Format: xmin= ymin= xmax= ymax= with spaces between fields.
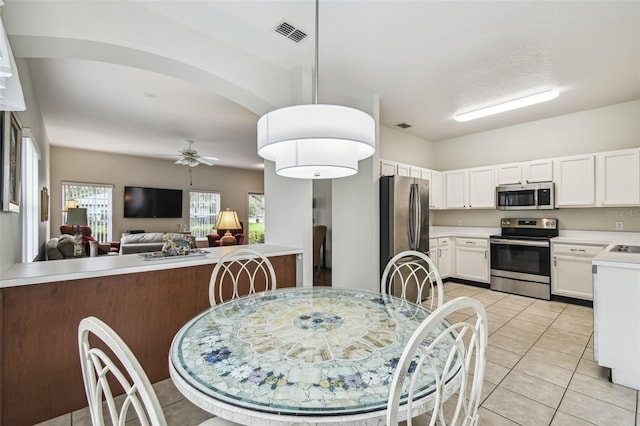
xmin=60 ymin=225 xmax=120 ymax=255
xmin=119 ymin=232 xmax=196 ymax=255
xmin=45 ymin=235 xmax=86 ymax=260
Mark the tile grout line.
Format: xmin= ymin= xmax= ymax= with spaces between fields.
xmin=482 ymin=299 xmax=562 ymax=424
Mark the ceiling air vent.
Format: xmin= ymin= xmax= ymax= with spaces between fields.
xmin=396 ymin=123 xmax=412 ymax=129
xmin=275 ymin=22 xmax=307 ymax=43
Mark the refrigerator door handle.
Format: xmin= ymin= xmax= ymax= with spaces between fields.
xmin=408 ymin=182 xmax=421 ymax=251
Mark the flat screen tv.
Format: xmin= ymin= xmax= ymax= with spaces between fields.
xmin=124 ymin=186 xmax=183 ymax=218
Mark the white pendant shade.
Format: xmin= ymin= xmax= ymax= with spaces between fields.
xmin=257 ymin=104 xmax=375 ymax=179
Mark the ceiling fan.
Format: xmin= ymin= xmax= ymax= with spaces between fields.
xmin=175 ymin=139 xmax=219 ymax=167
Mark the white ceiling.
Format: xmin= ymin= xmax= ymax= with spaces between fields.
xmin=4 ymin=1 xmax=640 ymax=171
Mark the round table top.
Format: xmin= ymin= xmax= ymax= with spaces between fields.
xmin=170 ymin=287 xmax=457 ymax=420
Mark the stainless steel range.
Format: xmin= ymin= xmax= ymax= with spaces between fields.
xmin=490 ymin=218 xmax=558 ymax=300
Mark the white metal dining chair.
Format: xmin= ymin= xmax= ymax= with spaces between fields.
xmin=209 ymin=247 xmax=277 ymax=306
xmin=386 ymin=296 xmax=488 ymax=426
xmin=78 ymin=316 xmax=239 ymax=426
xmin=381 ymin=250 xmax=444 ymax=309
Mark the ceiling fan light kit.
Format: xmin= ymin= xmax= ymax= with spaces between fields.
xmin=454 ymin=89 xmax=559 ymax=122
xmin=256 ymin=0 xmax=375 ymax=179
xmin=175 ymin=139 xmax=218 ymax=167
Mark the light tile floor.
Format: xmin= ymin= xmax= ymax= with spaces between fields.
xmin=37 ymin=282 xmax=639 ymax=426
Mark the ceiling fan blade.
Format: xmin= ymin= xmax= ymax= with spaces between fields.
xmin=197 ymin=156 xmax=217 ymax=166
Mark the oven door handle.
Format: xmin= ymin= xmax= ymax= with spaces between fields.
xmin=490 ymin=238 xmax=549 ymax=247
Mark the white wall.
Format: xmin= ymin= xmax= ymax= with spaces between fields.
xmin=379 ymin=125 xmax=437 ymax=169
xmin=0 ymin=59 xmax=50 ymax=274
xmin=433 ymin=100 xmax=640 ymax=170
xmin=50 ymin=146 xmax=264 ymax=240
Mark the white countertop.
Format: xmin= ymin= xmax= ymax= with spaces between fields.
xmin=553 ymin=230 xmax=640 ymax=245
xmin=430 ymin=226 xmax=498 ymax=239
xmin=593 ymin=242 xmax=640 ymax=269
xmin=0 ymin=244 xmax=302 ymax=289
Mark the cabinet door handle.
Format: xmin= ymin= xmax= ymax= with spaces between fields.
xmin=484 ymin=250 xmax=487 ymax=259
xmin=466 ymin=241 xmax=476 ymax=245
xmin=554 ymin=257 xmax=556 ymax=267
xmin=570 ymin=248 xmax=586 ymax=253
xmin=438 ymin=248 xmax=442 ymax=257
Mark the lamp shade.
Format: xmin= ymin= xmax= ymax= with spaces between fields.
xmin=257 ymin=104 xmax=375 ymax=179
xmin=66 ymin=208 xmax=88 ymax=226
xmin=63 ymin=199 xmax=80 ymax=212
xmin=214 ymin=209 xmax=241 ymax=231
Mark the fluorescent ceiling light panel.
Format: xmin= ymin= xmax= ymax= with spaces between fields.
xmin=454 ymin=89 xmax=559 ymax=122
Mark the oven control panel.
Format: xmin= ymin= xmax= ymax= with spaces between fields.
xmin=500 ymin=218 xmax=557 ymax=229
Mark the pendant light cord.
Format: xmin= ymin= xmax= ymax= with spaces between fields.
xmin=314 ymin=0 xmax=319 ymax=105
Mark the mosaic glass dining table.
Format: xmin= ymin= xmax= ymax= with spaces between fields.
xmin=169 ymin=287 xmax=461 ymax=425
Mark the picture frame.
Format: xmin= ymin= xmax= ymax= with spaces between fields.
xmin=41 ymin=187 xmax=49 ymax=221
xmin=1 ymin=111 xmax=22 ymax=213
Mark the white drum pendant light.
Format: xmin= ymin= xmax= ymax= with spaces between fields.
xmin=257 ymin=0 xmax=375 ymax=179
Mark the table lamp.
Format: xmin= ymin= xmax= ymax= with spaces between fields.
xmin=66 ymin=207 xmax=88 ymax=232
xmin=214 ymin=209 xmax=241 ymax=246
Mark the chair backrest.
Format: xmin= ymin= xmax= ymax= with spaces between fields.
xmin=387 ymin=296 xmax=488 ymax=426
xmin=78 ymin=316 xmax=168 ymax=426
xmin=381 ymin=250 xmax=443 ymax=308
xmin=209 ymin=247 xmax=277 ymax=306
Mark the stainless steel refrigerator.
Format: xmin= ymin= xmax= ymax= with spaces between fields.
xmin=380 ymin=175 xmax=430 ymax=300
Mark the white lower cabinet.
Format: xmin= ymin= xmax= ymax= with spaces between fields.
xmin=428 ymin=238 xmax=438 ymax=268
xmin=428 ymin=237 xmax=451 ymax=279
xmin=436 ymin=238 xmax=451 ymax=279
xmin=454 ymin=237 xmax=489 ymax=283
xmin=551 ymin=242 xmax=606 ymax=300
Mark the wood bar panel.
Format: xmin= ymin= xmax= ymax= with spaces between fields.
xmin=1 ymin=254 xmax=296 ymax=426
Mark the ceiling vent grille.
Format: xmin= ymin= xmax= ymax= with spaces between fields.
xmin=275 ymin=22 xmax=307 ymax=43
xmin=396 ymin=123 xmax=412 ymax=129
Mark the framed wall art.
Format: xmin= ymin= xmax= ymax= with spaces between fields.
xmin=41 ymin=187 xmax=49 ymax=221
xmin=1 ymin=111 xmax=22 ymax=213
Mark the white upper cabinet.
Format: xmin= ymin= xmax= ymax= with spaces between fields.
xmin=497 ymin=163 xmax=522 ymax=185
xmin=468 ymin=166 xmax=496 ymax=208
xmin=596 ymin=148 xmax=640 ymax=206
xmin=523 ymin=159 xmax=553 ymax=183
xmin=554 ymin=154 xmax=596 ymax=207
xmin=445 ymin=167 xmax=495 ymax=209
xmin=430 ymin=170 xmax=445 ymax=209
xmin=396 ymin=163 xmax=410 ymax=177
xmin=380 ymin=160 xmax=397 ymax=177
xmin=445 ymin=169 xmax=467 ymax=209
xmin=410 ymin=166 xmax=422 ymax=178
xmin=421 ymin=168 xmax=445 ymax=209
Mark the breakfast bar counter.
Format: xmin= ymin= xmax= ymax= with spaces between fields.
xmin=0 ymin=244 xmax=301 ymax=426
xmin=0 ymin=243 xmax=301 ymax=288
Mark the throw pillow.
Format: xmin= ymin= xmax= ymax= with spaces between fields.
xmin=73 ymin=233 xmax=84 ymax=256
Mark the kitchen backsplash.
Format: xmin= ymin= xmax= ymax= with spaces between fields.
xmin=431 ymin=207 xmax=640 ymax=232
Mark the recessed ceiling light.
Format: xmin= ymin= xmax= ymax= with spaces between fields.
xmin=454 ymin=89 xmax=559 ymax=122
xmin=396 ymin=122 xmax=412 ymax=129
xmin=143 ymin=91 xmax=157 ymax=98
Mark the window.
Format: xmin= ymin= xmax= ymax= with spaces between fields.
xmin=248 ymin=193 xmax=265 ymax=244
xmin=190 ymin=190 xmax=221 ymax=238
xmin=62 ymin=182 xmax=113 ymax=241
xmin=21 ymin=131 xmax=40 ymax=262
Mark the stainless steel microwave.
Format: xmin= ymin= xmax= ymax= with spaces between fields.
xmin=496 ymin=182 xmax=555 ymax=210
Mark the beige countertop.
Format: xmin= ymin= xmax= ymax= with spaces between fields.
xmin=0 ymin=244 xmax=302 ymax=288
